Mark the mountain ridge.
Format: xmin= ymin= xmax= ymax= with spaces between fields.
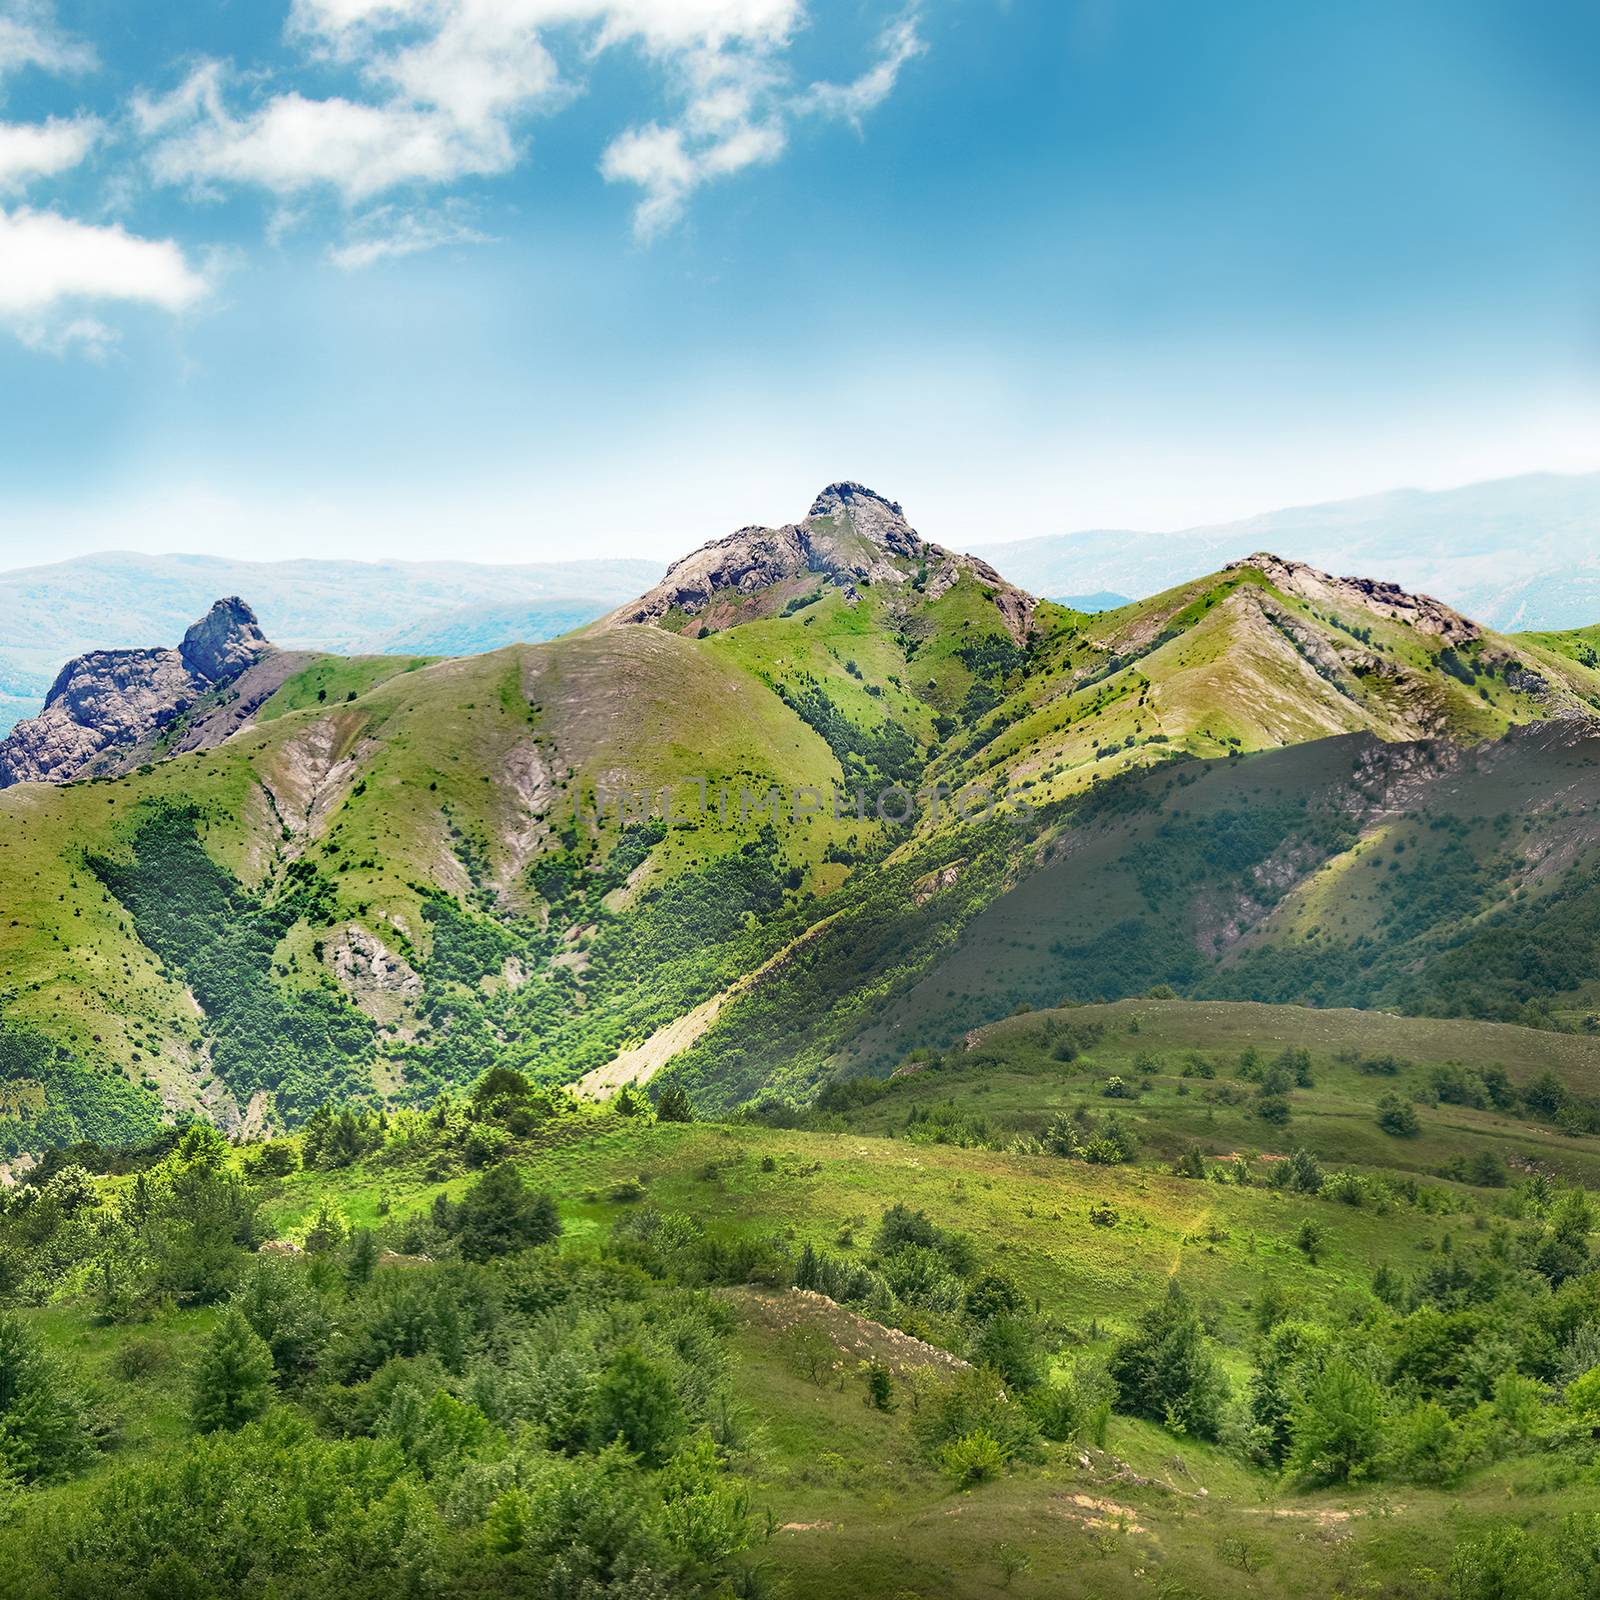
xmin=2 ymin=483 xmax=1600 ymax=1153
xmin=967 ymin=468 xmax=1600 ymax=631
xmin=0 ymin=551 xmax=665 ymax=734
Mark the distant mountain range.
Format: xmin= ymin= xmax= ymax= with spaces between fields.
xmin=0 ymin=551 xmax=664 ymax=733
xmin=969 ymin=469 xmax=1600 ymax=631
xmin=6 ymin=467 xmax=1598 ymax=734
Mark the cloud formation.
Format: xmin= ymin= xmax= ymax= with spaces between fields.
xmin=327 ymin=200 xmax=491 ymax=268
xmin=0 ymin=4 xmax=205 ymax=352
xmin=0 ymin=206 xmax=207 ymax=352
xmin=0 ymin=114 xmax=99 ymax=189
xmin=0 ymin=1 xmax=93 ymax=83
xmin=138 ymin=1 xmax=922 ymax=243
xmin=0 ymin=0 xmax=924 ymax=352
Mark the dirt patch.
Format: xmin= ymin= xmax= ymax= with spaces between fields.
xmin=1054 ymin=1492 xmax=1148 ymax=1534
xmin=725 ymin=1286 xmax=972 ymax=1380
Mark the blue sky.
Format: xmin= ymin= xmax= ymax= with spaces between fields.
xmin=0 ymin=0 xmax=1597 ymax=566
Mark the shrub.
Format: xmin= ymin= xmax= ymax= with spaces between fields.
xmin=586 ymin=1345 xmax=685 ymax=1467
xmin=655 ymin=1084 xmax=695 ymax=1123
xmin=1449 ymin=1525 xmax=1567 ymax=1600
xmin=941 ymin=1428 xmax=1005 ymax=1486
xmin=453 ymin=1162 xmax=561 ymax=1261
xmin=913 ymin=1368 xmax=1040 ymax=1468
xmin=969 ymin=1315 xmax=1044 ymax=1392
xmin=1377 ymin=1094 xmax=1420 ymax=1137
xmin=1286 ymin=1357 xmax=1385 ymax=1484
xmin=1295 ymin=1219 xmax=1326 ymax=1263
xmin=0 ymin=1312 xmax=94 ymax=1482
xmin=1387 ymin=1398 xmax=1469 ymax=1484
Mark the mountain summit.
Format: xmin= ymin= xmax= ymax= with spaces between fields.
xmin=0 ymin=597 xmax=294 ymax=788
xmin=609 ymin=481 xmax=1036 ymax=641
xmin=178 ymin=596 xmax=271 ymax=682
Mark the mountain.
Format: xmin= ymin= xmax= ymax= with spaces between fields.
xmin=0 ymin=598 xmax=306 ymax=788
xmin=3 ymin=483 xmax=1600 ymax=1154
xmin=0 ymin=551 xmax=664 ymax=734
xmin=968 ymin=469 xmax=1600 ymax=631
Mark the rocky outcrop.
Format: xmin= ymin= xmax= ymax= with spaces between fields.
xmin=0 ymin=597 xmax=282 ymax=788
xmin=1231 ymin=553 xmax=1481 ymax=642
xmin=608 ymin=482 xmax=1038 ymax=642
xmin=180 ymin=596 xmax=270 ymax=680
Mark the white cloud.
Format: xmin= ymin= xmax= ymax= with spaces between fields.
xmin=143 ymin=74 xmax=522 ymax=201
xmin=17 ymin=312 xmax=115 ymax=357
xmin=800 ymin=13 xmax=925 ymax=126
xmin=139 ymin=1 xmax=920 ymax=236
xmin=0 ymin=2 xmax=94 ymax=84
xmin=0 ymin=114 xmax=98 ymax=189
xmin=328 ymin=200 xmax=491 ymax=267
xmin=0 ymin=206 xmax=207 ymax=345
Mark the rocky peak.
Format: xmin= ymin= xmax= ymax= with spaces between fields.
xmin=610 ymin=483 xmax=1037 ymax=642
xmin=180 ymin=596 xmax=269 ymax=683
xmin=807 ymin=481 xmax=920 ymax=561
xmin=0 ymin=598 xmax=281 ymax=789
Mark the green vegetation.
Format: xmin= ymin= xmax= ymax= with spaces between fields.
xmin=0 ymin=1028 xmax=1593 ymax=1594
xmin=5 ymin=535 xmax=1600 ymax=1593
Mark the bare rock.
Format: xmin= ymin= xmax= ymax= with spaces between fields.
xmin=180 ymin=597 xmax=270 ymax=682
xmin=0 ymin=597 xmax=275 ymax=788
xmin=1231 ymin=552 xmax=1481 ymax=642
xmin=607 ymin=481 xmax=1037 ymax=642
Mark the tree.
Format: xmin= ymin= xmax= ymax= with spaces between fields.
xmin=1286 ymin=1356 xmax=1385 ymax=1483
xmin=233 ymin=1258 xmax=329 ymax=1383
xmin=1278 ymin=1148 xmax=1324 ymax=1193
xmin=655 ymin=1084 xmax=695 ymax=1123
xmin=971 ymin=1315 xmax=1044 ymax=1392
xmin=587 ymin=1346 xmax=685 ymax=1466
xmin=345 ymin=1227 xmax=380 ymax=1286
xmin=0 ymin=1312 xmax=93 ymax=1482
xmin=190 ymin=1306 xmax=275 ymax=1432
xmin=453 ymin=1161 xmax=561 ymax=1261
xmin=1536 ymin=1190 xmax=1594 ymax=1285
xmin=1296 ymin=1218 xmax=1327 ymax=1264
xmin=1376 ymin=1094 xmax=1420 ymax=1137
xmin=965 ymin=1271 xmax=1024 ymax=1323
xmin=1107 ymin=1286 xmax=1229 ymax=1439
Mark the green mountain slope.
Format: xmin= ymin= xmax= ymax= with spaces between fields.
xmin=4 ymin=483 xmax=1600 ymax=1151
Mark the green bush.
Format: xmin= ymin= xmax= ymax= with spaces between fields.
xmin=941 ymin=1428 xmax=1005 ymax=1487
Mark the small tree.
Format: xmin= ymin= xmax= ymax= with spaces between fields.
xmin=1376 ymin=1094 xmax=1420 ymax=1137
xmin=345 ymin=1228 xmax=380 ymax=1286
xmin=1277 ymin=1148 xmax=1324 ymax=1194
xmin=1295 ymin=1218 xmax=1326 ymax=1264
xmin=587 ymin=1346 xmax=685 ymax=1466
xmin=0 ymin=1312 xmax=93 ymax=1483
xmin=1107 ymin=1285 xmax=1229 ymax=1439
xmin=1286 ymin=1356 xmax=1385 ymax=1483
xmin=233 ymin=1258 xmax=330 ymax=1383
xmin=655 ymin=1084 xmax=695 ymax=1123
xmin=861 ymin=1361 xmax=896 ymax=1412
xmin=190 ymin=1306 xmax=274 ymax=1433
xmin=453 ymin=1161 xmax=561 ymax=1261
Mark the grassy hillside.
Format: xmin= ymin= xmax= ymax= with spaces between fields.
xmin=2 ymin=1027 xmax=1600 ymax=1596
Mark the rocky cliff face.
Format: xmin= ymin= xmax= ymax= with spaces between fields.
xmin=1228 ymin=553 xmax=1482 ymax=643
xmin=0 ymin=598 xmax=284 ymax=788
xmin=609 ymin=481 xmax=1038 ymax=641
